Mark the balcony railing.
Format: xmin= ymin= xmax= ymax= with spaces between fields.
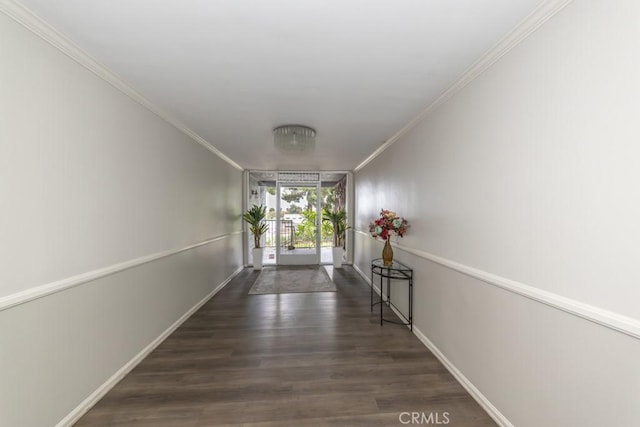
xmin=262 ymin=219 xmax=333 ymax=249
xmin=263 ymin=219 xmax=294 ymax=249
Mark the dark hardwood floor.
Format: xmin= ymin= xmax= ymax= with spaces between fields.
xmin=76 ymin=266 xmax=495 ymax=426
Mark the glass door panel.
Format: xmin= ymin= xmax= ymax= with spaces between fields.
xmin=277 ymin=183 xmax=320 ymax=265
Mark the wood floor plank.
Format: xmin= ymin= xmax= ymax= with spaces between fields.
xmin=75 ymin=266 xmax=495 ymax=426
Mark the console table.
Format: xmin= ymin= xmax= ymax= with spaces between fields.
xmin=370 ymin=258 xmax=413 ymax=330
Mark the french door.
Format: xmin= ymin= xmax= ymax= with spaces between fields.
xmin=245 ymin=170 xmax=350 ymax=267
xmin=276 ymin=180 xmax=321 ymax=265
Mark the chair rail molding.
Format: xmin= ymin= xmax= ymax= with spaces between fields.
xmin=354 ymin=230 xmax=640 ymax=340
xmin=0 ymin=0 xmax=243 ymax=171
xmin=0 ymin=231 xmax=243 ymax=311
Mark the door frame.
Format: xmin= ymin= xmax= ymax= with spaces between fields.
xmin=244 ymin=170 xmax=353 ymax=268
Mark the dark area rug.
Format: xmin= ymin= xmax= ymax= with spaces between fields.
xmin=248 ymin=266 xmax=336 ymax=295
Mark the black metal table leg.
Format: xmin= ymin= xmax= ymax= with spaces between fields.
xmin=370 ymin=270 xmax=373 ymax=312
xmin=380 ymin=272 xmax=383 ymax=325
xmin=370 ymin=259 xmax=413 ymax=330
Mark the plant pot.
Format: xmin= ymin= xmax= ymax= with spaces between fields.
xmin=252 ymin=248 xmax=263 ymax=270
xmin=332 ymin=247 xmax=344 ymax=268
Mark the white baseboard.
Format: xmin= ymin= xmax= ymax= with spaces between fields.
xmin=351 ymin=263 xmax=512 ymax=427
xmin=352 ymin=263 xmax=369 ymax=287
xmin=410 ymin=326 xmax=513 ymax=427
xmin=55 ymin=265 xmax=244 ymax=427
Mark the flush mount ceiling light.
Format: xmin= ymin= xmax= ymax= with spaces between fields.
xmin=273 ymin=125 xmax=316 ymax=152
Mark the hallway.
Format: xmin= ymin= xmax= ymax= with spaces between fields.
xmin=4 ymin=1 xmax=640 ymax=425
xmin=75 ymin=267 xmax=494 ymax=426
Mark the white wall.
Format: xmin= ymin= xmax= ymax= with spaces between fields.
xmin=0 ymin=10 xmax=243 ymax=427
xmin=354 ymin=1 xmax=640 ymax=426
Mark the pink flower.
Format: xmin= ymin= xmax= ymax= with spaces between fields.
xmin=369 ymin=209 xmax=408 ymax=240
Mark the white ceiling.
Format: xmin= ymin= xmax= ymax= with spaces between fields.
xmin=18 ymin=0 xmax=544 ymax=171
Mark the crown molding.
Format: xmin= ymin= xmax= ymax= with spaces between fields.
xmin=0 ymin=0 xmax=243 ymax=171
xmin=354 ymin=0 xmax=575 ymax=172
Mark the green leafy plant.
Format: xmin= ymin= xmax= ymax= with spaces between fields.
xmin=294 ymin=210 xmax=333 ymax=248
xmin=322 ymin=208 xmax=350 ymax=247
xmin=295 ymin=210 xmax=318 ymax=248
xmin=243 ymin=204 xmax=269 ymax=248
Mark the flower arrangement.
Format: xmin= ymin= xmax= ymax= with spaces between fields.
xmin=369 ymin=209 xmax=408 ymax=241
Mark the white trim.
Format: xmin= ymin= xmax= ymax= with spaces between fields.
xmin=0 ymin=0 xmax=243 ymax=171
xmin=411 ymin=326 xmax=513 ymax=427
xmin=354 ymin=0 xmax=574 ymax=172
xmin=54 ymin=265 xmax=244 ymax=427
xmin=353 ymin=262 xmax=380 ymax=295
xmin=0 ymin=231 xmax=243 ymax=311
xmin=354 ymin=230 xmax=640 ymax=340
xmin=352 ymin=263 xmax=512 ymax=426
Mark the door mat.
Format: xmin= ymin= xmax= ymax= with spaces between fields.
xmin=248 ymin=266 xmax=336 ymax=295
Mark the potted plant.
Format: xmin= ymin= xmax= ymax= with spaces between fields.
xmin=322 ymin=208 xmax=350 ymax=268
xmin=243 ymin=204 xmax=269 ymax=270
